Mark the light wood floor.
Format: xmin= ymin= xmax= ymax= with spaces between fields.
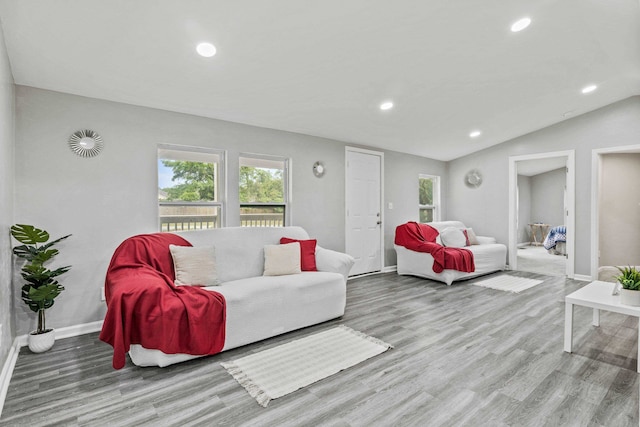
xmin=517 ymin=246 xmax=566 ymax=276
xmin=1 ymin=272 xmax=638 ymax=426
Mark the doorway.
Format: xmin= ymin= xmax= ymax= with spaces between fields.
xmin=345 ymin=147 xmax=384 ymax=276
xmin=591 ymin=145 xmax=640 ymax=280
xmin=508 ymin=151 xmax=575 ymax=278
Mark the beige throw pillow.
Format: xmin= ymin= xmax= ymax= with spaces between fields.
xmin=466 ymin=228 xmax=480 ymax=245
xmin=169 ymin=244 xmax=220 ymax=286
xmin=263 ymin=242 xmax=302 ymax=276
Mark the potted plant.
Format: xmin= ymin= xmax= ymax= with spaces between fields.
xmin=616 ymin=266 xmax=640 ymax=306
xmin=10 ymin=224 xmax=71 ymax=353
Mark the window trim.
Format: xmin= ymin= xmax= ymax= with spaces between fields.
xmin=418 ymin=174 xmax=441 ymax=222
xmin=157 ymin=144 xmax=226 ymax=230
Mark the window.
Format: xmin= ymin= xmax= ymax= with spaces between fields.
xmin=158 ymin=145 xmax=225 ymax=231
xmin=239 ymin=154 xmax=289 ymax=227
xmin=419 ymin=174 xmax=440 ymax=223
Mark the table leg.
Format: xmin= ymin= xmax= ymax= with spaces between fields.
xmin=564 ymin=302 xmax=573 ymax=353
xmin=592 ymin=309 xmax=600 ymax=327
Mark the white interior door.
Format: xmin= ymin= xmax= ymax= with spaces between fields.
xmin=346 ymin=148 xmax=383 ymax=276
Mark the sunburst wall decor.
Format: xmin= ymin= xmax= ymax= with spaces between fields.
xmin=68 ymin=129 xmax=104 ymax=158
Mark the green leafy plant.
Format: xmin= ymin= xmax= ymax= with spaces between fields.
xmin=10 ymin=224 xmax=71 ymax=334
xmin=616 ymin=266 xmax=640 ymax=291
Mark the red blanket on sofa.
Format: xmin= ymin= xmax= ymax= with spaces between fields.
xmin=99 ymin=233 xmax=226 ymax=369
xmin=395 ymin=222 xmax=475 ymax=274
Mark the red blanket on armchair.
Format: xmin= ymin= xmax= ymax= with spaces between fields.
xmin=395 ymin=222 xmax=475 ymax=273
xmin=99 ymin=233 xmax=226 ymax=369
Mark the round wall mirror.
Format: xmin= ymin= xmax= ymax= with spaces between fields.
xmin=68 ymin=129 xmax=103 ymax=157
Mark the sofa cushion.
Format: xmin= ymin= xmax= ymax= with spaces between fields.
xmin=263 ymin=242 xmax=302 ymax=276
xmin=440 ymin=227 xmax=468 ymax=248
xmin=280 ymin=237 xmax=317 ymax=271
xmin=169 ymin=244 xmax=220 ymax=286
xmin=212 ymin=272 xmax=347 ymax=350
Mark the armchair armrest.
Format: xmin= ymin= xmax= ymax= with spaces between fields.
xmin=476 ymin=236 xmax=497 ymax=245
xmin=315 ymin=246 xmax=355 ymax=282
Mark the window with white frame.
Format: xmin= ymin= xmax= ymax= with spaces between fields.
xmin=239 ymin=154 xmax=289 ymax=227
xmin=158 ymin=145 xmax=225 ymax=231
xmin=419 ymin=174 xmax=440 ymax=223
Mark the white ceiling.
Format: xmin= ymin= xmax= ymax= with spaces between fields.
xmin=0 ymin=0 xmax=639 ymax=161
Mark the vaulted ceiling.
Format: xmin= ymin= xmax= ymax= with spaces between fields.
xmin=0 ymin=0 xmax=638 ymax=161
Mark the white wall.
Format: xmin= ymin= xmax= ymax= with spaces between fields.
xmin=598 ymin=153 xmax=640 ymax=267
xmin=447 ymin=96 xmax=640 ymax=276
xmin=13 ymin=86 xmax=446 ymax=334
xmin=0 ymin=22 xmax=15 ymax=367
xmin=383 ymin=150 xmax=447 ymax=266
xmin=516 ymin=175 xmax=531 ymax=244
xmin=530 ymin=168 xmax=565 ymax=228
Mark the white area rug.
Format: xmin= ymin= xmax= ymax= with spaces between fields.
xmin=472 ymin=275 xmax=543 ymax=293
xmin=220 ymin=325 xmax=393 ymax=407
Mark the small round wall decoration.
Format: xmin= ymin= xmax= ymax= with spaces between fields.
xmin=68 ymin=129 xmax=104 ymax=158
xmin=464 ymin=169 xmax=483 ymax=188
xmin=313 ymin=161 xmax=326 ymax=177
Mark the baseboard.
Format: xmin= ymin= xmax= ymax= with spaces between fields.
xmin=14 ymin=320 xmax=104 ymax=348
xmin=0 ymin=338 xmax=21 ymax=419
xmin=573 ymin=274 xmax=592 ymax=282
xmin=1 ymin=319 xmax=104 ymax=418
xmin=348 ymin=267 xmax=396 ymax=280
xmin=348 ymin=272 xmax=377 ymax=280
xmin=54 ymin=320 xmax=104 ymax=340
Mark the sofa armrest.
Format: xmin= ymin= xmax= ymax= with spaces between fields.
xmin=476 ymin=236 xmax=497 ymax=245
xmin=316 ymin=246 xmax=355 ymax=282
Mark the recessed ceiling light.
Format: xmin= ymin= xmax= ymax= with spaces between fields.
xmin=469 ymin=130 xmax=482 ymax=138
xmin=510 ymin=17 xmax=531 ymax=32
xmin=196 ymin=42 xmax=217 ymax=58
xmin=581 ymin=84 xmax=597 ymax=94
xmin=380 ymin=101 xmax=394 ymax=111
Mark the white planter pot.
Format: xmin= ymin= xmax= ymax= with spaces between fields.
xmin=28 ymin=329 xmax=55 ymax=353
xmin=620 ymin=289 xmax=640 ymax=306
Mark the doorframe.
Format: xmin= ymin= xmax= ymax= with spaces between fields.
xmin=508 ymin=150 xmax=575 ymax=278
xmin=345 ymin=146 xmax=385 ymax=275
xmin=590 ymin=144 xmax=640 ymax=279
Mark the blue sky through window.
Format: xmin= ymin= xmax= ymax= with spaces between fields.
xmin=158 ymin=159 xmax=185 ymax=189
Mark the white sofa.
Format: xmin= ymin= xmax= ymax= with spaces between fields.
xmin=129 ymin=226 xmax=354 ymax=367
xmin=395 ymin=221 xmax=507 ymax=285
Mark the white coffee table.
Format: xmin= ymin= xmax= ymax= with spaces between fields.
xmin=564 ymin=280 xmax=640 ymax=373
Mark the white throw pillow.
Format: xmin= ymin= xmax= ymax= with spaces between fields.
xmin=440 ymin=227 xmax=467 ymax=248
xmin=169 ymin=244 xmax=220 ymax=286
xmin=263 ymin=242 xmax=302 ymax=276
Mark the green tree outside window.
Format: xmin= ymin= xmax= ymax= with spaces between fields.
xmin=160 ymin=160 xmax=215 ymax=201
